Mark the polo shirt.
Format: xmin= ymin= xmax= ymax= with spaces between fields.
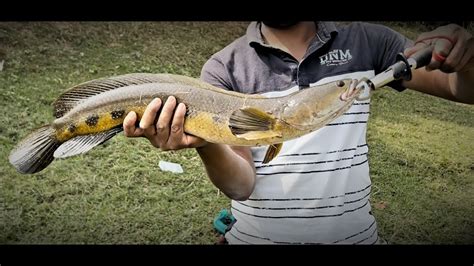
xmin=201 ymin=21 xmax=411 ymax=244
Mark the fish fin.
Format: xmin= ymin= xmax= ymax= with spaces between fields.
xmin=53 ymin=127 xmax=123 ymax=158
xmin=53 ymin=73 xmax=181 ymax=118
xmin=229 ymin=107 xmax=276 ymax=135
xmin=236 ymin=131 xmax=282 ymax=140
xmin=9 ymin=125 xmax=62 ymax=174
xmin=263 ymin=143 xmax=283 ymax=164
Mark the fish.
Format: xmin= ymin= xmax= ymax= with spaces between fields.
xmin=9 ymin=73 xmax=360 ymax=174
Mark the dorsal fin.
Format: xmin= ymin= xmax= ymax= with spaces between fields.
xmin=53 ymin=73 xmax=198 ymax=118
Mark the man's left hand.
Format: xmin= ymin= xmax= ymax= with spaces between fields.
xmin=404 ymin=23 xmax=474 ymax=73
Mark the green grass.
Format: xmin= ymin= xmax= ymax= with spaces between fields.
xmin=0 ymin=22 xmax=473 ymax=244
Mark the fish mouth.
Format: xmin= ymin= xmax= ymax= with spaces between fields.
xmin=339 ymin=79 xmax=363 ymax=101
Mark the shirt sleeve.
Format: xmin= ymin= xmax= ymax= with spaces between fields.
xmin=365 ymin=23 xmax=414 ymax=92
xmin=200 ymin=56 xmax=233 ymax=90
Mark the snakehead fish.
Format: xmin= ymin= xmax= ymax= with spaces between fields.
xmin=9 ymin=73 xmax=360 ymax=174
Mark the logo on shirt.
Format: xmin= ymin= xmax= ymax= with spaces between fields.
xmin=319 ymin=49 xmax=352 ymax=66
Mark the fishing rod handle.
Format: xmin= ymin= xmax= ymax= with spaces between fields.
xmin=394 ymin=45 xmax=434 ymax=81
xmin=409 ymin=45 xmax=434 ymax=69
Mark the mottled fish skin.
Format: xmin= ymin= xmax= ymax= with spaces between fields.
xmin=52 ymin=77 xmax=356 ymax=146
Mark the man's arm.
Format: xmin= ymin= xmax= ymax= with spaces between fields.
xmin=196 ymin=144 xmax=256 ymax=201
xmin=402 ymin=24 xmax=474 ymax=104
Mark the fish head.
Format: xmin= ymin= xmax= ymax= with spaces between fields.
xmin=280 ymin=79 xmax=359 ymax=130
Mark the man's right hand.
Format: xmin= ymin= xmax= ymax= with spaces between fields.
xmin=123 ymin=95 xmax=256 ymax=200
xmin=123 ymin=96 xmax=207 ymax=150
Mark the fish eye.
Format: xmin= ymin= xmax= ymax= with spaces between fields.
xmin=336 ymin=81 xmax=345 ymax=87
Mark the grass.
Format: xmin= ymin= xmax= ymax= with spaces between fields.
xmin=0 ymin=22 xmax=473 ymax=244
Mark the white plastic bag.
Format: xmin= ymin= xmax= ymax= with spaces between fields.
xmin=159 ymin=160 xmax=184 ymax=174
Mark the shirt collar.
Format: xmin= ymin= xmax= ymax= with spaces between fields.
xmin=246 ymin=21 xmax=338 ymax=48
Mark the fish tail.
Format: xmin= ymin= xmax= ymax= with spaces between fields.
xmin=9 ymin=125 xmax=62 ymax=174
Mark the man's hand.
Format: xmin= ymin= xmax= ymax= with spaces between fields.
xmin=404 ymin=23 xmax=474 ymax=73
xmin=402 ymin=24 xmax=474 ymax=104
xmin=123 ymin=96 xmax=207 ymax=150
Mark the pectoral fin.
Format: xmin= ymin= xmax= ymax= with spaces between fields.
xmin=229 ymin=107 xmax=275 ymax=135
xmin=263 ymin=143 xmax=283 ymax=164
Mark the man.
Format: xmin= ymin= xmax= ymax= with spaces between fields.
xmin=123 ymin=22 xmax=473 ymax=244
